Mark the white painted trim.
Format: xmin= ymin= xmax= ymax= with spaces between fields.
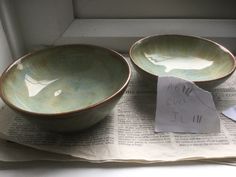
xmin=0 ymin=19 xmax=13 ymax=74
xmin=14 ymin=0 xmax=74 ymax=53
xmin=1 ymin=1 xmax=236 ymax=55
xmin=0 ymin=0 xmax=25 ymax=59
xmin=56 ymin=19 xmax=236 ymax=53
xmin=1 ymin=0 xmax=74 ymax=57
xmin=74 ymin=0 xmax=236 ymax=19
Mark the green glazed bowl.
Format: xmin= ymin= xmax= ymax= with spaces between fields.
xmin=0 ymin=45 xmax=131 ymax=132
xmin=129 ymin=35 xmax=236 ymax=88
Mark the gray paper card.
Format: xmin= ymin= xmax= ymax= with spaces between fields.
xmin=155 ymin=76 xmax=220 ymax=133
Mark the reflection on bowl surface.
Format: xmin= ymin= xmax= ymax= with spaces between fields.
xmin=130 ymin=35 xmax=235 ymax=84
xmin=0 ymin=45 xmax=130 ymax=131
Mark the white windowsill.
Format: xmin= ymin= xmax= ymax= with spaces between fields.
xmin=55 ymin=19 xmax=236 ymax=53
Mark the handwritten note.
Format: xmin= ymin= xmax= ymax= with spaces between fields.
xmin=155 ymin=76 xmax=220 ymax=133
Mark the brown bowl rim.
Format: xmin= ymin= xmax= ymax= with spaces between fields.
xmin=0 ymin=44 xmax=131 ymax=118
xmin=129 ymin=34 xmax=236 ymax=84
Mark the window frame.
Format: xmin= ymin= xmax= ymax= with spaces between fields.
xmin=1 ymin=0 xmax=236 ymax=58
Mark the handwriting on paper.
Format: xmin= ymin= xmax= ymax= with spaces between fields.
xmin=155 ymin=76 xmax=220 ymax=133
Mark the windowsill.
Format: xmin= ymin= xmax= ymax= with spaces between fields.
xmin=55 ymin=19 xmax=236 ymax=53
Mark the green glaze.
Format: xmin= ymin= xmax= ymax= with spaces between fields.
xmin=1 ymin=45 xmax=130 ymax=132
xmin=130 ymin=35 xmax=235 ymax=84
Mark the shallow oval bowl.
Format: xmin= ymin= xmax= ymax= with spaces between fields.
xmin=0 ymin=45 xmax=131 ymax=132
xmin=129 ymin=35 xmax=236 ymax=88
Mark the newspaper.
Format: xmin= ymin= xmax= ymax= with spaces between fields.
xmin=1 ymin=61 xmax=236 ymax=163
xmin=0 ymin=139 xmax=80 ymax=162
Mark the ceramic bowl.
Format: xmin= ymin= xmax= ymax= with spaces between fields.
xmin=0 ymin=45 xmax=131 ymax=132
xmin=129 ymin=35 xmax=236 ymax=88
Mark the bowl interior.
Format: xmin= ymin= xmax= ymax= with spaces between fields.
xmin=130 ymin=35 xmax=235 ymax=82
xmin=1 ymin=45 xmax=129 ymax=114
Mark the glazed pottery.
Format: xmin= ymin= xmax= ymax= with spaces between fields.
xmin=0 ymin=45 xmax=131 ymax=132
xmin=129 ymin=35 xmax=235 ymax=88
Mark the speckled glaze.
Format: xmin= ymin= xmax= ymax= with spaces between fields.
xmin=0 ymin=45 xmax=131 ymax=132
xmin=129 ymin=35 xmax=236 ymax=88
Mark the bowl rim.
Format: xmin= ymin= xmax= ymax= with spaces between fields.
xmin=0 ymin=44 xmax=131 ymax=118
xmin=129 ymin=34 xmax=236 ymax=84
